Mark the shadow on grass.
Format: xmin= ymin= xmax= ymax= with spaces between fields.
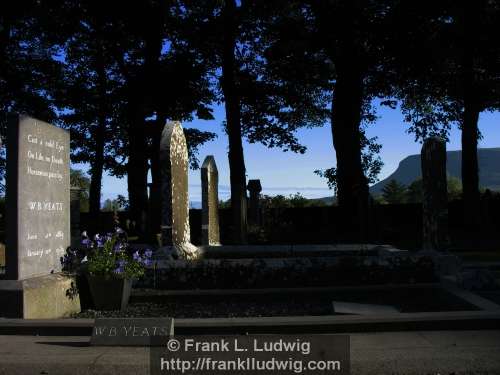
xmin=36 ymin=341 xmax=90 ymax=348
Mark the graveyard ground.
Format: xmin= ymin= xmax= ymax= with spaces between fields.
xmin=1 ymin=330 xmax=500 ymax=375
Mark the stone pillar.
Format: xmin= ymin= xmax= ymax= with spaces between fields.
xmin=70 ymin=187 xmax=81 ymax=248
xmin=421 ymin=136 xmax=449 ymax=251
xmin=159 ymin=121 xmax=199 ymax=259
xmin=201 ymin=155 xmax=220 ymax=245
xmin=247 ymin=179 xmax=262 ymax=226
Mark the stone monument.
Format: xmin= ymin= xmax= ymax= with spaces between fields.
xmin=247 ymin=179 xmax=262 ymax=225
xmin=0 ymin=114 xmax=80 ymax=318
xmin=201 ymin=155 xmax=220 ymax=246
xmin=159 ymin=121 xmax=199 ymax=259
xmin=421 ymin=136 xmax=449 ymax=251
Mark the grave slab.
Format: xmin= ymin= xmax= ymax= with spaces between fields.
xmin=333 ymin=301 xmax=400 ymax=315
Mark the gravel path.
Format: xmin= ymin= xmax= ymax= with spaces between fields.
xmin=74 ymin=296 xmax=333 ymax=319
xmin=72 ymin=287 xmax=478 ymax=319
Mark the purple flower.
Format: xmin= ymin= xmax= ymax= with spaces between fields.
xmin=144 ymin=249 xmax=153 ymax=259
xmin=113 ymin=242 xmax=123 ymax=253
xmin=81 ymin=238 xmax=92 ymax=248
xmin=114 ymin=259 xmax=126 ymax=274
xmin=132 ymin=251 xmax=141 ymax=262
xmin=94 ymin=234 xmax=104 ymax=248
xmin=81 ymin=231 xmax=92 ymax=248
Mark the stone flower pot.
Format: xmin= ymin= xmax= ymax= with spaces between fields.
xmin=87 ymin=275 xmax=133 ymax=311
xmin=75 ymin=274 xmax=94 ymax=310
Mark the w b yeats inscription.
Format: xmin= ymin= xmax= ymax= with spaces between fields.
xmin=6 ymin=114 xmax=70 ymax=280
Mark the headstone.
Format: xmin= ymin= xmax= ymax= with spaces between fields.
xmin=201 ymin=155 xmax=220 ymax=245
xmin=159 ymin=121 xmax=199 ymax=259
xmin=421 ymin=136 xmax=449 ymax=251
xmin=91 ymin=318 xmax=174 ymax=346
xmin=70 ymin=187 xmax=81 ymax=248
xmin=0 ymin=243 xmax=5 ymax=269
xmin=247 ymin=179 xmax=262 ymax=225
xmin=5 ymin=114 xmax=70 ymax=280
xmin=332 ymin=301 xmax=399 ymax=315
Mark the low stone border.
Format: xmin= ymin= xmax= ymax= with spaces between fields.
xmin=191 ymin=244 xmax=408 ymax=259
xmin=1 ymin=310 xmax=499 ymax=335
xmin=175 ymin=311 xmax=500 ymax=334
xmin=139 ymin=252 xmax=437 ymax=289
xmin=0 ymin=318 xmax=93 ymax=335
xmin=132 ymin=283 xmax=441 ymax=297
xmin=197 ymin=244 xmax=386 ymax=258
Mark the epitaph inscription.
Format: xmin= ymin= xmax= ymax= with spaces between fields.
xmin=6 ymin=115 xmax=70 ymax=279
xmin=91 ymin=318 xmax=174 ymax=346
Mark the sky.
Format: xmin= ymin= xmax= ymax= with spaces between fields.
xmin=85 ymin=102 xmax=500 ymax=205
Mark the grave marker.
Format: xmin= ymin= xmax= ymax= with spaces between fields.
xmin=91 ymin=318 xmax=174 ymax=346
xmin=247 ymin=179 xmax=262 ymax=225
xmin=0 ymin=114 xmax=79 ymax=318
xmin=201 ymin=155 xmax=220 ymax=246
xmin=421 ymin=136 xmax=449 ymax=251
xmin=159 ymin=121 xmax=199 ymax=259
xmin=5 ymin=114 xmax=70 ymax=280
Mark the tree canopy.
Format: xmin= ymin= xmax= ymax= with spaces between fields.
xmin=1 ymin=0 xmax=499 ymax=242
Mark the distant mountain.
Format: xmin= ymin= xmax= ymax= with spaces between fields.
xmin=191 ymin=148 xmax=500 ymax=206
xmin=370 ymin=147 xmax=500 ymax=194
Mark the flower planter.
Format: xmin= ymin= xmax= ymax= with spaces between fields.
xmin=87 ymin=276 xmax=133 ymax=311
xmin=76 ymin=274 xmax=94 ymax=310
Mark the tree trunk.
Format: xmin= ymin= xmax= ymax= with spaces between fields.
xmin=330 ymin=60 xmax=369 ymax=241
xmin=149 ymin=113 xmax=166 ymax=241
xmin=126 ymin=4 xmax=163 ymax=240
xmin=461 ymin=1 xmax=481 ymax=230
xmin=88 ymin=41 xmax=106 ymax=232
xmin=126 ymin=95 xmax=149 ymax=238
xmin=312 ymin=0 xmax=370 ymax=241
xmin=88 ymin=126 xmax=105 ymax=230
xmin=461 ymin=92 xmax=480 ymax=229
xmin=0 ymin=15 xmax=11 ymax=87
xmin=221 ymin=0 xmax=247 ymax=244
